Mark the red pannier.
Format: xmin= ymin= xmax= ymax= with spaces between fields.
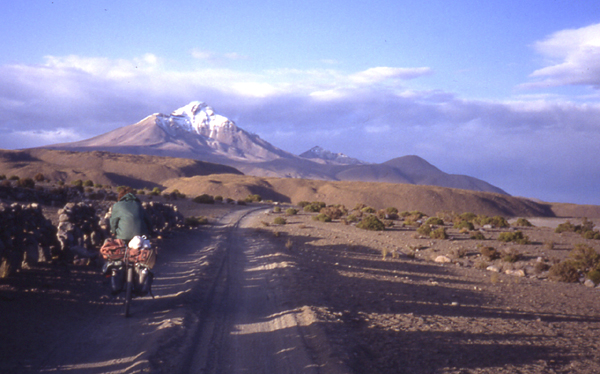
xmin=100 ymin=238 xmax=127 ymax=261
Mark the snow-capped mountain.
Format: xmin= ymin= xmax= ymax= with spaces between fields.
xmin=41 ymin=101 xmax=508 ymax=194
xmin=299 ymin=146 xmax=367 ymax=165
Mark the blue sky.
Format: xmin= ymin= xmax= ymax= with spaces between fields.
xmin=1 ymin=1 xmax=600 ymax=205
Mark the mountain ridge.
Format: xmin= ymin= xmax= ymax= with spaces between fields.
xmin=41 ymin=101 xmax=508 ymax=195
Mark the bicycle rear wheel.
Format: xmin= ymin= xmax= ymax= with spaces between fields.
xmin=124 ymin=265 xmax=133 ymax=317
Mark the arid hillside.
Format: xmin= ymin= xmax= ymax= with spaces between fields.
xmin=2 ymin=148 xmax=599 ymax=218
xmin=0 ymin=148 xmax=242 ymax=189
xmin=162 ymin=174 xmax=600 ymax=218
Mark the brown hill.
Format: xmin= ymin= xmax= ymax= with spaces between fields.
xmin=162 ymin=174 xmax=582 ymax=218
xmin=0 ymin=148 xmax=242 ymax=189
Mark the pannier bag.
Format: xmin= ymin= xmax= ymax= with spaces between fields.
xmin=128 ymin=236 xmax=157 ymax=269
xmin=100 ymin=238 xmax=127 ymax=260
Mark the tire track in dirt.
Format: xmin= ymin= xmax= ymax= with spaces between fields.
xmin=183 ymin=208 xmax=331 ymax=374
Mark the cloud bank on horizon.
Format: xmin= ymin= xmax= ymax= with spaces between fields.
xmin=1 ymin=2 xmax=599 ymax=205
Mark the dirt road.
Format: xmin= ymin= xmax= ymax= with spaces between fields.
xmin=0 ymin=206 xmax=339 ymax=374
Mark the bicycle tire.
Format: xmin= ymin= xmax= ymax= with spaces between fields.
xmin=124 ymin=265 xmax=133 ymax=317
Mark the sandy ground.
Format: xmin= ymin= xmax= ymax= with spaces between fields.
xmin=2 ymin=202 xmax=600 ymax=373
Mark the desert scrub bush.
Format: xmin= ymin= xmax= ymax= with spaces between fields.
xmin=455 ymin=220 xmax=475 ymax=231
xmin=416 ymin=224 xmax=431 ymax=236
xmin=303 ymin=201 xmax=326 ymax=213
xmin=245 ymin=194 xmax=262 ymax=203
xmin=513 ymin=218 xmax=533 ymax=227
xmin=548 ymin=261 xmax=580 ymax=282
xmin=470 ymin=231 xmax=486 ymax=240
xmin=285 ymin=208 xmax=298 ymax=216
xmin=555 ymin=220 xmax=576 ymax=233
xmin=353 ymin=203 xmax=367 ymax=211
xmin=568 ymin=244 xmax=600 ymax=271
xmin=9 ymin=175 xmax=19 ymax=181
xmin=313 ymin=214 xmax=332 ymax=223
xmin=0 ymin=174 xmax=5 ymax=180
xmin=82 ymin=179 xmax=94 ymax=187
xmin=16 ymin=177 xmax=35 ymax=189
xmin=458 ymin=212 xmax=477 ymax=222
xmin=430 ymin=227 xmax=448 ymax=240
xmin=273 ymin=206 xmax=282 ymax=213
xmin=150 ymin=187 xmax=162 ymax=196
xmin=357 ymin=215 xmax=385 ymax=231
xmin=543 ymin=240 xmax=555 ymax=250
xmin=502 ymin=248 xmax=521 ymax=263
xmin=33 ymin=173 xmax=45 ymax=182
xmin=273 ymin=217 xmax=287 ymax=225
xmin=361 ymin=206 xmax=376 ymax=214
xmin=475 ymin=215 xmax=509 ymax=228
xmin=214 ymin=195 xmax=223 ymax=202
xmin=71 ymin=179 xmax=83 ymax=187
xmin=425 ymin=217 xmax=444 ymax=226
xmin=346 ymin=214 xmax=359 ymax=223
xmin=497 ymin=231 xmax=530 ymax=244
xmin=298 ymin=201 xmax=310 ymax=208
xmin=587 ymin=269 xmax=600 ymax=285
xmin=193 ymin=194 xmax=215 ymax=204
xmin=320 ymin=206 xmax=344 ymax=220
xmin=185 ymin=216 xmax=209 ymax=227
xmin=403 ymin=218 xmax=419 ymax=227
xmin=480 ymin=246 xmax=499 ymax=261
xmin=534 ymin=261 xmax=550 ymax=274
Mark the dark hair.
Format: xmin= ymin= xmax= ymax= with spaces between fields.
xmin=118 ymin=186 xmax=134 ymax=200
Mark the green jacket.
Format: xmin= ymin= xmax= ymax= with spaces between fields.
xmin=110 ymin=193 xmax=151 ymax=242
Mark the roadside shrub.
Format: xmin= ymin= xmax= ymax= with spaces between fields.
xmin=498 ymin=231 xmax=530 ymax=244
xmin=286 ymin=208 xmax=298 ymax=216
xmin=470 ymin=231 xmax=486 ymax=240
xmin=9 ymin=175 xmax=19 ymax=181
xmin=273 ymin=206 xmax=282 ymax=213
xmin=0 ymin=174 xmax=6 ymax=180
xmin=185 ymin=216 xmax=209 ymax=227
xmin=354 ymin=203 xmax=367 ymax=211
xmin=534 ymin=261 xmax=550 ymax=274
xmin=169 ymin=189 xmax=186 ymax=199
xmin=430 ymin=227 xmax=448 ymax=240
xmin=71 ymin=179 xmax=83 ymax=187
xmin=513 ymin=218 xmax=533 ymax=227
xmin=83 ymin=180 xmax=94 ymax=187
xmin=298 ymin=201 xmax=311 ymax=208
xmin=458 ymin=212 xmax=477 ymax=222
xmin=361 ymin=206 xmax=376 ymax=214
xmin=34 ymin=173 xmax=45 ymax=182
xmin=555 ymin=221 xmax=576 ymax=233
xmin=416 ymin=224 xmax=431 ymax=236
xmin=568 ymin=244 xmax=600 ymax=271
xmin=548 ymin=261 xmax=580 ymax=282
xmin=321 ymin=206 xmax=344 ymax=220
xmin=425 ymin=217 xmax=444 ymax=226
xmin=245 ymin=194 xmax=262 ymax=203
xmin=313 ymin=213 xmax=332 ymax=223
xmin=357 ymin=215 xmax=385 ymax=231
xmin=273 ymin=217 xmax=287 ymax=225
xmin=480 ymin=246 xmax=499 ymax=261
xmin=150 ymin=187 xmax=162 ymax=196
xmin=303 ymin=201 xmax=326 ymax=213
xmin=475 ymin=215 xmax=509 ymax=228
xmin=193 ymin=194 xmax=215 ymax=204
xmin=502 ymin=248 xmax=521 ymax=263
xmin=587 ymin=269 xmax=600 ymax=285
xmin=455 ymin=220 xmax=475 ymax=231
xmin=214 ymin=195 xmax=223 ymax=202
xmin=16 ymin=177 xmax=35 ymax=189
xmin=346 ymin=214 xmax=359 ymax=223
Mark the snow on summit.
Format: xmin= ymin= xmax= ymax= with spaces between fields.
xmin=157 ymin=101 xmax=236 ymax=138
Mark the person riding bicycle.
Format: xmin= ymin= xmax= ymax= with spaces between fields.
xmin=110 ymin=187 xmax=152 ymax=242
xmin=105 ymin=187 xmax=154 ymax=297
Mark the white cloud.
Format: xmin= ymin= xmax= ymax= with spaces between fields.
xmin=349 ymin=67 xmax=433 ymax=84
xmin=2 ymin=53 xmax=600 ymax=203
xmin=523 ymin=23 xmax=600 ymax=89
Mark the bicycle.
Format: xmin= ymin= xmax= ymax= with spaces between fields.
xmin=102 ymin=236 xmax=155 ymax=318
